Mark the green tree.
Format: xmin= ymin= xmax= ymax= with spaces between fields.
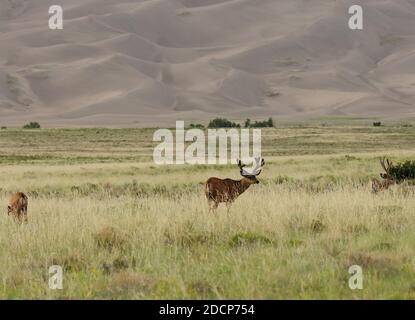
xmin=208 ymin=118 xmax=239 ymax=128
xmin=23 ymin=122 xmax=41 ymax=129
xmin=244 ymin=119 xmax=251 ymax=128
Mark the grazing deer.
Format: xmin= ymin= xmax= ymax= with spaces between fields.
xmin=205 ymin=157 xmax=265 ymax=212
xmin=7 ymin=192 xmax=28 ymax=224
xmin=371 ymin=157 xmax=396 ymax=193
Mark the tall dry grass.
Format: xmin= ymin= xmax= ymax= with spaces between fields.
xmin=1 ymin=127 xmax=415 ymax=299
xmin=1 ymin=159 xmax=415 ymax=299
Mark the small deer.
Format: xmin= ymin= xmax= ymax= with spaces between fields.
xmin=371 ymin=157 xmax=395 ymax=193
xmin=7 ymin=192 xmax=28 ymax=224
xmin=205 ymin=157 xmax=265 ymax=212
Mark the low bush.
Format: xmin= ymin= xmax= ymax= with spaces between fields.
xmin=246 ymin=117 xmax=274 ymax=128
xmin=23 ymin=122 xmax=41 ymax=129
xmin=208 ymin=118 xmax=240 ymax=128
xmin=389 ymin=160 xmax=415 ymax=182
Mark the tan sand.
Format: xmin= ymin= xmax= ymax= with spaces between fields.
xmin=0 ymin=0 xmax=415 ymax=127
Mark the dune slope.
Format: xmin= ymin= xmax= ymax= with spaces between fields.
xmin=0 ymin=0 xmax=415 ymax=126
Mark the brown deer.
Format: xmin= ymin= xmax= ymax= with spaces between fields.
xmin=7 ymin=192 xmax=28 ymax=223
xmin=205 ymin=157 xmax=265 ymax=212
xmin=371 ymin=157 xmax=396 ymax=193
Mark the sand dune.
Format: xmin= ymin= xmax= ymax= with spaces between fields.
xmin=0 ymin=0 xmax=415 ymax=127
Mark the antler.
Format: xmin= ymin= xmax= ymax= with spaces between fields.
xmin=237 ymin=159 xmax=250 ymax=177
xmin=379 ymin=157 xmax=393 ymax=178
xmin=237 ymin=157 xmax=265 ymax=177
xmin=251 ymin=157 xmax=265 ymax=176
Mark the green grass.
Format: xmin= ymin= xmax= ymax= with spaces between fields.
xmin=1 ymin=126 xmax=415 ymax=164
xmin=1 ymin=125 xmax=415 ymax=299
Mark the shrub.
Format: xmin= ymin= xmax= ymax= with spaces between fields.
xmin=0 ymin=126 xmax=6 ymax=130
xmin=347 ymin=253 xmax=401 ymax=273
xmin=109 ymin=271 xmax=155 ymax=293
xmin=189 ymin=123 xmax=204 ymax=129
xmin=93 ymin=227 xmax=126 ymax=251
xmin=389 ymin=160 xmax=415 ymax=182
xmin=208 ymin=118 xmax=240 ymax=128
xmin=245 ymin=117 xmax=274 ymax=128
xmin=229 ymin=232 xmax=272 ymax=247
xmin=373 ymin=122 xmax=382 ymax=127
xmin=49 ymin=252 xmax=87 ymax=272
xmin=23 ymin=121 xmax=41 ymax=129
xmin=101 ymin=257 xmax=130 ymax=274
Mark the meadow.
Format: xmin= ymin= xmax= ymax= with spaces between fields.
xmin=1 ymin=124 xmax=415 ymax=299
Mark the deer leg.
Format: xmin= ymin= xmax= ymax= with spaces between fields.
xmin=23 ymin=208 xmax=28 ymax=223
xmin=16 ymin=211 xmax=23 ymax=225
xmin=11 ymin=211 xmax=18 ymax=223
xmin=209 ymin=201 xmax=219 ymax=213
xmin=208 ymin=200 xmax=213 ymax=213
xmin=371 ymin=179 xmax=380 ymax=194
xmin=371 ymin=180 xmax=377 ymax=193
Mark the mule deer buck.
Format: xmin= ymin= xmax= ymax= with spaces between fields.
xmin=7 ymin=192 xmax=28 ymax=223
xmin=371 ymin=157 xmax=396 ymax=193
xmin=205 ymin=157 xmax=265 ymax=212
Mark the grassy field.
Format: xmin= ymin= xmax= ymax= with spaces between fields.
xmin=1 ymin=125 xmax=415 ymax=299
